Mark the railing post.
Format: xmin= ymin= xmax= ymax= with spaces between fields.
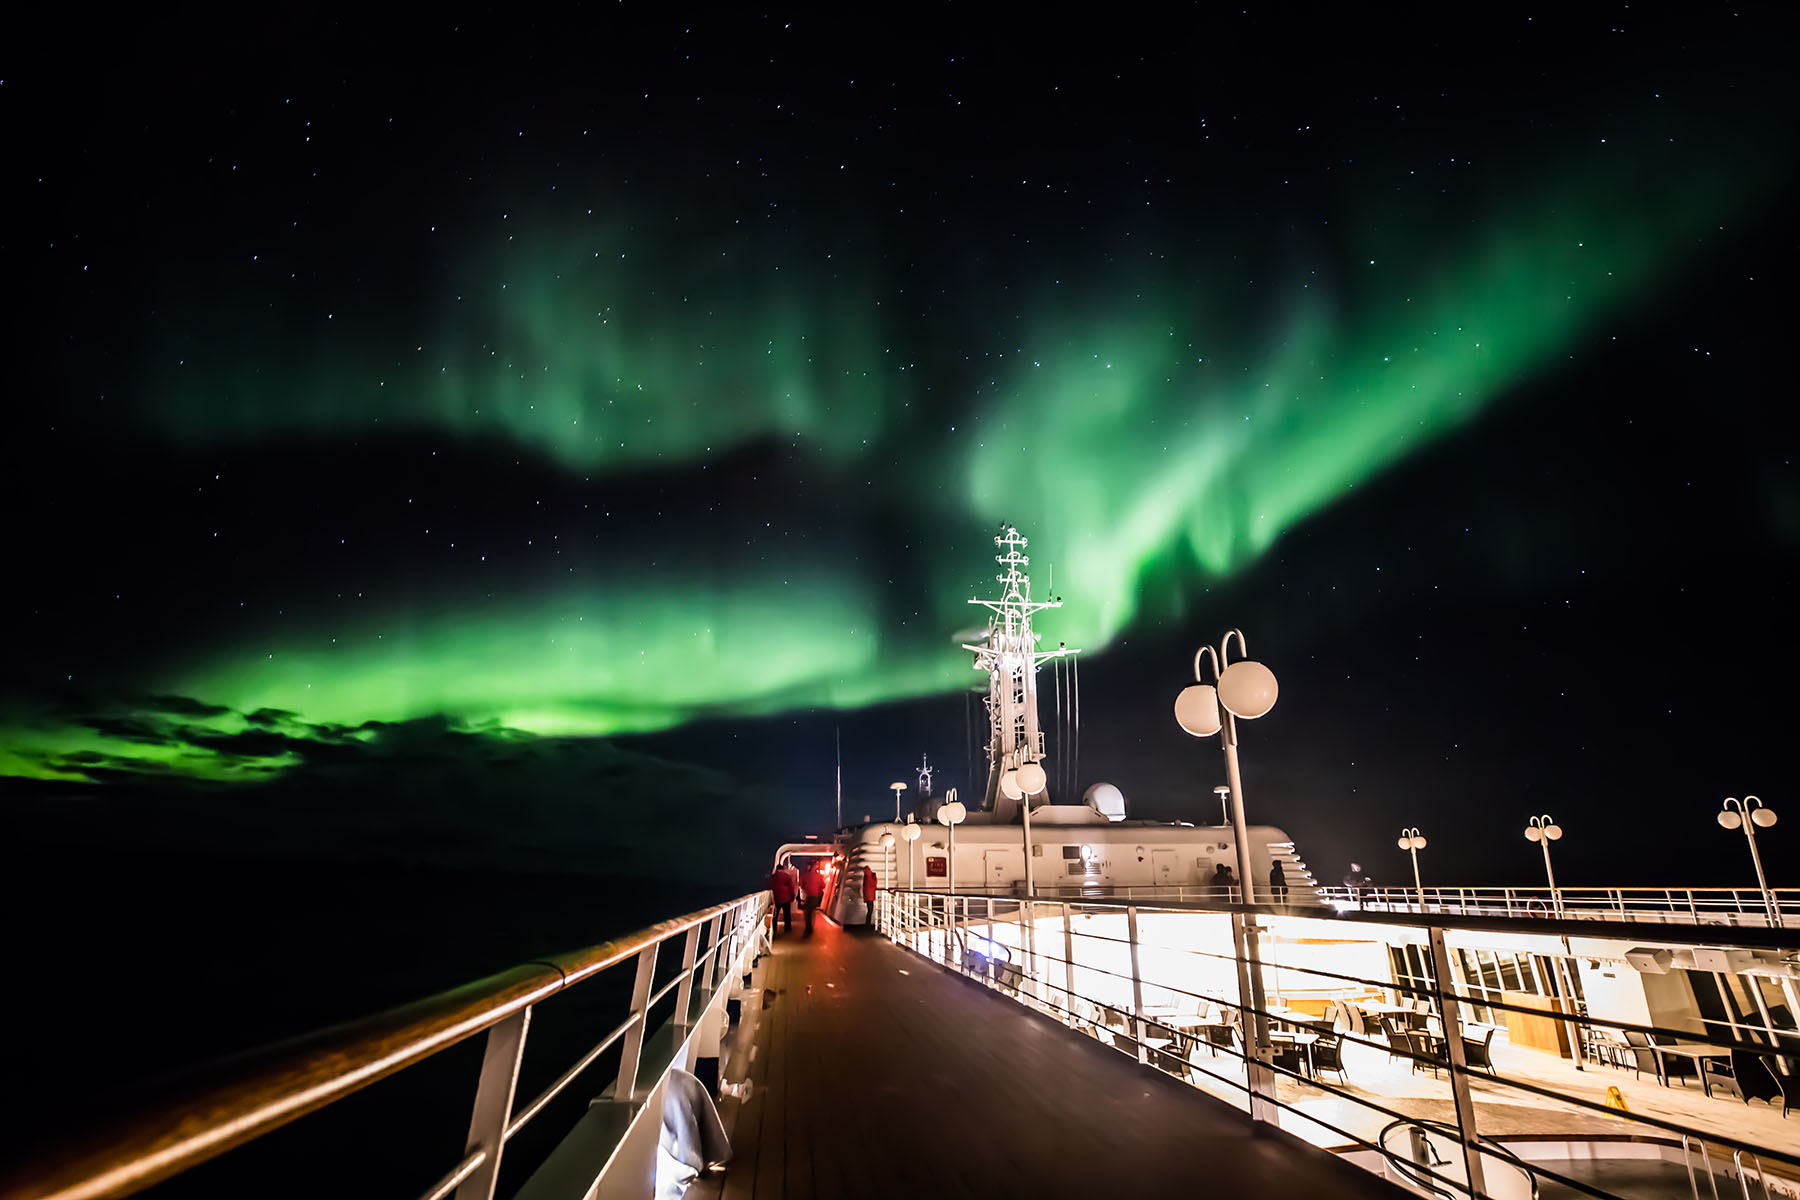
xmin=1425 ymin=924 xmax=1488 ymax=1200
xmin=1126 ymin=905 xmax=1148 ymax=1064
xmin=673 ymin=923 xmax=701 ymax=1029
xmin=1021 ymin=897 xmax=1039 ymax=1001
xmin=958 ymin=896 xmax=970 ymax=974
xmin=703 ymin=913 xmax=725 ymax=993
xmin=1062 ymin=903 xmax=1076 ymax=1020
xmin=985 ymin=898 xmax=996 ymax=987
xmin=454 ymin=1006 xmax=531 ymax=1200
xmin=1230 ymin=910 xmax=1279 ymax=1124
xmin=615 ymin=942 xmax=660 ymax=1102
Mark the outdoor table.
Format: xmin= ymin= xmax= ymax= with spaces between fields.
xmin=1146 ymin=1011 xmax=1220 ymax=1029
xmin=1654 ymin=1042 xmax=1731 ymax=1095
xmin=1268 ymin=1008 xmax=1329 ymax=1032
xmin=1269 ymin=1030 xmax=1320 ymax=1078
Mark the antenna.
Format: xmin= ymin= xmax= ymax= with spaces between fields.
xmin=961 ymin=523 xmax=1078 ymax=804
xmin=918 ymin=753 xmax=934 ymax=797
xmin=835 ymin=727 xmax=842 ymax=831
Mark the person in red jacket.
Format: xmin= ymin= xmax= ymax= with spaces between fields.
xmin=863 ymin=866 xmax=879 ymax=926
xmin=767 ymin=863 xmax=796 ymax=934
xmin=801 ymin=864 xmax=827 ymax=935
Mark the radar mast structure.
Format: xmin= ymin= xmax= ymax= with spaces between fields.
xmin=917 ymin=754 xmax=934 ymax=798
xmin=962 ymin=524 xmax=1076 ymax=811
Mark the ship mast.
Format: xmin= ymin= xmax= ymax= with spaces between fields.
xmin=963 ymin=524 xmax=1075 ymax=814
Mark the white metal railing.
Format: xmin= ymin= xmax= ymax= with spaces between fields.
xmin=0 ymin=893 xmax=770 ymax=1200
xmin=875 ymin=888 xmax=1799 ymax=1200
xmin=1317 ymin=884 xmax=1800 ymax=928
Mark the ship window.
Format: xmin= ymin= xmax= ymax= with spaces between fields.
xmin=1062 ymin=845 xmax=1082 ymax=859
xmin=1497 ymin=956 xmax=1524 ymax=992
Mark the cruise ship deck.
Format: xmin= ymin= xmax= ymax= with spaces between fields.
xmin=7 ymin=882 xmax=1797 ymax=1200
xmin=695 ymin=913 xmax=1403 ymax=1199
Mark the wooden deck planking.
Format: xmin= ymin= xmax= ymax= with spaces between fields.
xmin=698 ymin=914 xmax=1406 ymax=1199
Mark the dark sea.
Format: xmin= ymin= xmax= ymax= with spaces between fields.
xmin=0 ymin=836 xmax=747 ymax=1198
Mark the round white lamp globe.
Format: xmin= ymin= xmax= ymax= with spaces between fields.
xmin=1174 ymin=683 xmax=1222 ymax=737
xmin=1217 ymin=660 xmax=1279 ymax=719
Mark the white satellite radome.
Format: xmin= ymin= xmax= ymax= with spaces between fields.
xmin=1083 ymin=782 xmax=1127 ymax=822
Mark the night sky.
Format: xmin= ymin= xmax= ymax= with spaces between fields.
xmin=5 ymin=8 xmax=1796 ymax=889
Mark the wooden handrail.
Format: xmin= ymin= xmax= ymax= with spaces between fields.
xmin=0 ymin=893 xmax=762 ymax=1200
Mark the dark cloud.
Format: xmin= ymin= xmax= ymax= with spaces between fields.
xmin=140 ymin=694 xmax=233 ymax=719
xmin=177 ymin=728 xmax=308 ymax=759
xmin=75 ymin=716 xmax=175 ymax=744
xmin=244 ymin=707 xmax=301 ymax=727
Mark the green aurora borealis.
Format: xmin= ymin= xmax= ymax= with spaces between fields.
xmin=4 ymin=106 xmax=1782 ymax=784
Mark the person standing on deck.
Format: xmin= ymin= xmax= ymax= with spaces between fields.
xmin=768 ymin=863 xmax=796 ymax=934
xmin=1269 ymin=860 xmax=1288 ymax=906
xmin=1343 ymin=863 xmax=1370 ymax=909
xmin=801 ymin=863 xmax=827 ymax=935
xmin=862 ymin=865 xmax=879 ymax=926
xmin=1210 ymin=862 xmax=1236 ymax=900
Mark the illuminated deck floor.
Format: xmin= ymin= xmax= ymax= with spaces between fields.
xmin=691 ymin=916 xmax=1406 ymax=1200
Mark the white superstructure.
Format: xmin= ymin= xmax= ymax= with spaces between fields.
xmin=830 ymin=522 xmax=1322 ymax=918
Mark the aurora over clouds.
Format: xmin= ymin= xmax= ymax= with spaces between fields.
xmin=5 ymin=6 xmax=1795 ymax=856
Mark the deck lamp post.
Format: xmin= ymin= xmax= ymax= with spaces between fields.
xmin=890 ymin=781 xmax=907 ymax=822
xmin=937 ymin=789 xmax=966 ymax=891
xmin=1173 ymin=628 xmax=1279 ymax=1123
xmin=1398 ymin=828 xmax=1428 ymax=911
xmin=1214 ymin=784 xmax=1231 ymax=827
xmin=1524 ymin=815 xmax=1564 ymax=917
xmin=1719 ymin=796 xmax=1780 ymax=927
xmin=900 ymin=821 xmax=921 ymax=890
xmin=1016 ymin=761 xmax=1047 ymax=896
xmin=1174 ymin=629 xmax=1278 ymax=906
xmin=878 ymin=831 xmax=896 ymax=928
